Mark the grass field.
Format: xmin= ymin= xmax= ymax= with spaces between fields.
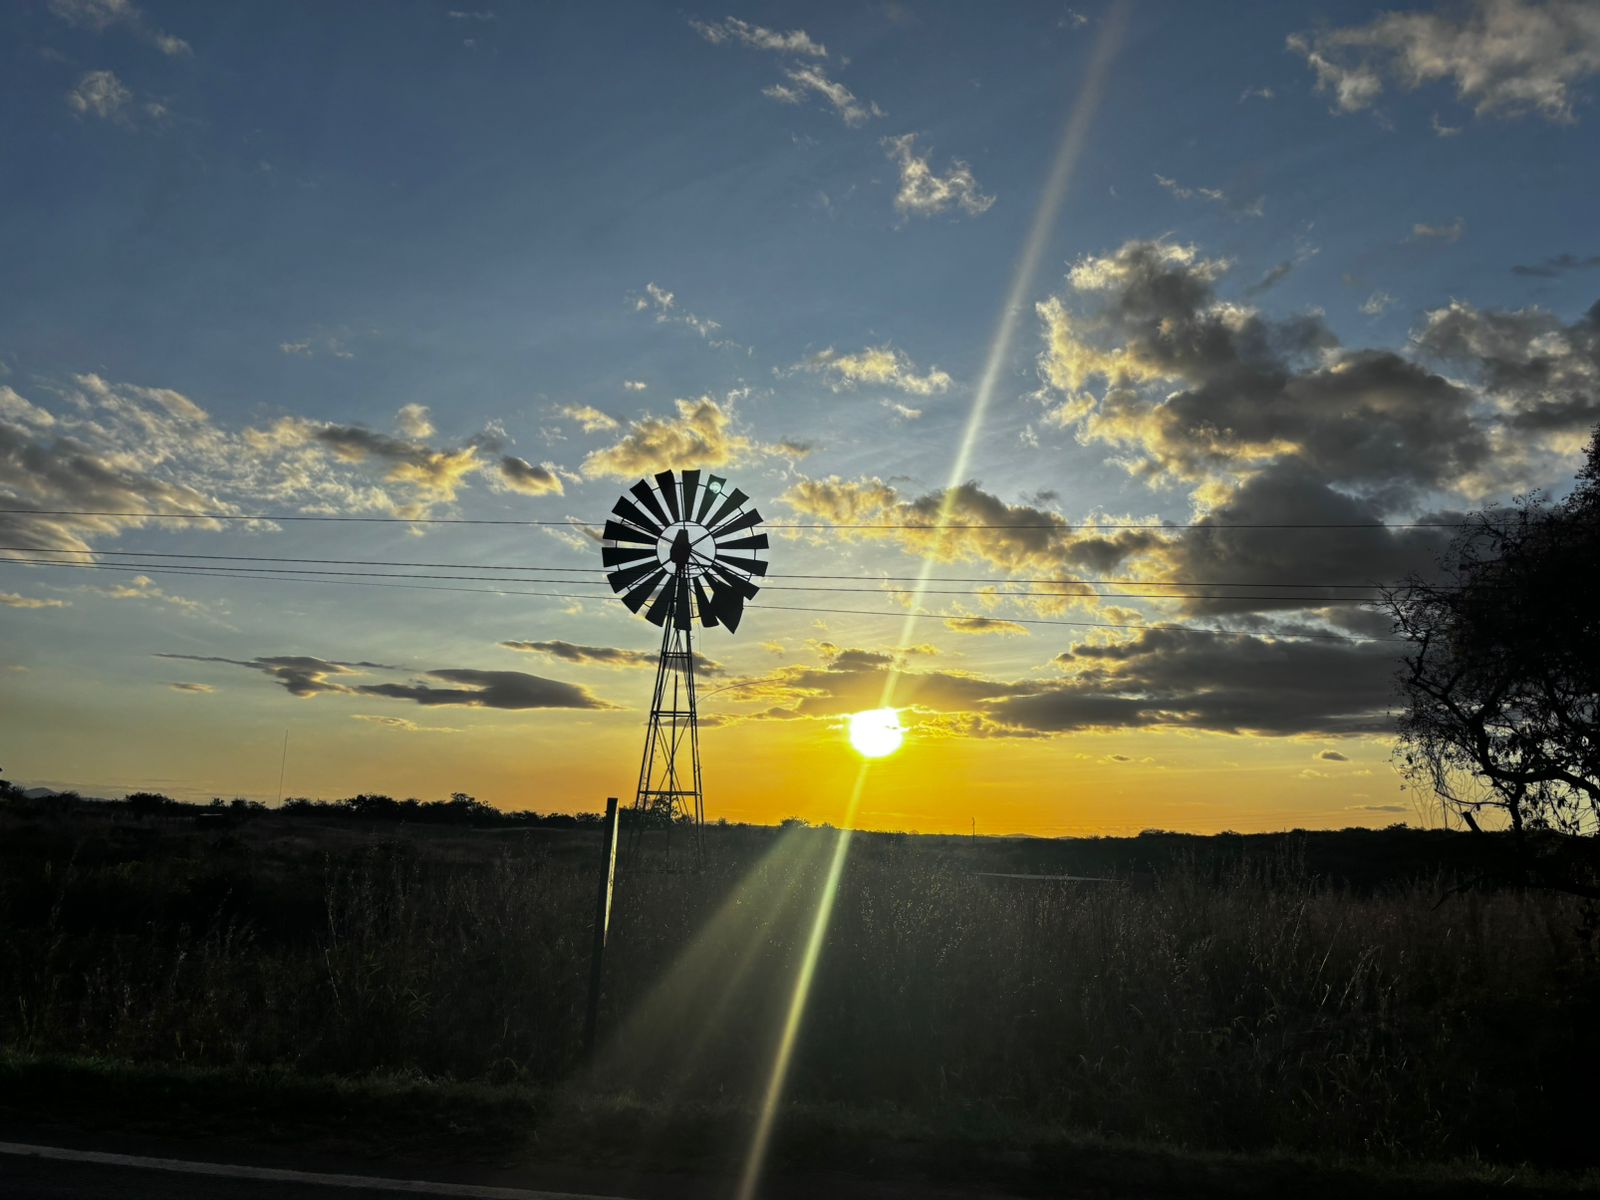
xmin=2 ymin=801 xmax=1597 ymax=1191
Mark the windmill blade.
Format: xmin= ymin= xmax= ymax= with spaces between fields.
xmin=607 ymin=557 xmax=662 ymax=593
xmin=602 ymin=544 xmax=656 ymax=569
xmin=715 ymin=553 xmax=768 ymax=577
xmin=673 ymin=575 xmax=692 ymax=631
xmin=610 ymin=496 xmax=663 ymax=536
xmin=711 ymin=507 xmax=763 ymax=539
xmin=680 ymin=469 xmax=700 ymax=522
xmin=696 ymin=476 xmax=725 ymax=524
xmin=715 ymin=533 xmax=768 ymax=552
xmin=654 ymin=470 xmax=681 ymax=522
xmin=710 ymin=581 xmax=745 ymax=632
xmin=645 ymin=573 xmax=677 ymax=626
xmin=603 ymin=519 xmax=657 ymax=546
xmin=701 ymin=557 xmax=759 ymax=600
xmin=630 ymin=479 xmax=670 ymax=527
xmin=621 ymin=566 xmax=668 ymax=614
xmin=693 ymin=577 xmax=719 ymax=627
xmin=706 ymin=487 xmax=748 ymax=530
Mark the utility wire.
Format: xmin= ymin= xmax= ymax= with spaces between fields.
xmin=0 ymin=506 xmax=1484 ymax=531
xmin=0 ymin=555 xmax=1388 ymax=603
xmin=0 ymin=544 xmax=1443 ymax=592
xmin=0 ymin=557 xmax=1394 ymax=642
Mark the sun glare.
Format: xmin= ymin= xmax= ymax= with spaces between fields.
xmin=848 ymin=708 xmax=904 ymax=758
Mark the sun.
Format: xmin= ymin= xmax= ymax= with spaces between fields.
xmin=848 ymin=708 xmax=904 ymax=758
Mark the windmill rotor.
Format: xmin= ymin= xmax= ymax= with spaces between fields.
xmin=602 ymin=469 xmax=768 ymax=633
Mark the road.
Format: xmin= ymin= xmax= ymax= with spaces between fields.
xmin=0 ymin=1139 xmax=1030 ymax=1200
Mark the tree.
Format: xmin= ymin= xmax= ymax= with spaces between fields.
xmin=1383 ymin=426 xmax=1600 ymax=892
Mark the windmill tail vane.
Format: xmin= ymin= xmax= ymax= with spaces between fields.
xmin=600 ymin=469 xmax=768 ymax=860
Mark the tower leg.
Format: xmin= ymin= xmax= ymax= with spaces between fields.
xmin=630 ymin=587 xmax=704 ymax=869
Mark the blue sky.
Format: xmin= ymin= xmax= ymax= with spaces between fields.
xmin=2 ymin=0 xmax=1598 ymax=830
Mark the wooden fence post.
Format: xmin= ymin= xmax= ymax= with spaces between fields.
xmin=583 ymin=796 xmax=621 ymax=1057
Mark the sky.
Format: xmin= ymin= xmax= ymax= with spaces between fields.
xmin=2 ymin=0 xmax=1598 ymax=834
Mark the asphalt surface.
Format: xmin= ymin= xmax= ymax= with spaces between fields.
xmin=0 ymin=1136 xmax=1033 ymax=1200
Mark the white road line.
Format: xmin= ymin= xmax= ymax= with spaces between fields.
xmin=0 ymin=1141 xmax=634 ymax=1199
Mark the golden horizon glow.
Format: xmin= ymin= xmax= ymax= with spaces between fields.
xmin=847 ymin=708 xmax=904 ymax=758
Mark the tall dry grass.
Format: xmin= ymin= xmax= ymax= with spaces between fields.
xmin=2 ymin=823 xmax=1595 ymax=1166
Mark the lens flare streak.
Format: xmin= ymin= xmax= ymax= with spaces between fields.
xmin=735 ymin=8 xmax=1130 ymax=1197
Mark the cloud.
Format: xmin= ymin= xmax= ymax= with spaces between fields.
xmin=1512 ymin=252 xmax=1600 ymax=277
xmin=156 ymin=652 xmax=611 ymax=710
xmin=770 ymin=64 xmax=882 ymax=125
xmin=354 ymin=669 xmax=613 ymax=710
xmin=633 ymin=282 xmax=724 ymax=340
xmin=168 ymin=681 xmax=213 ymax=693
xmin=1033 ymin=239 xmax=1497 ymax=499
xmin=1349 ymin=804 xmax=1408 ymax=814
xmin=801 ymin=344 xmax=953 ymax=395
xmin=155 ymin=653 xmax=395 ymax=698
xmin=723 ymin=632 xmax=1399 ymax=737
xmin=1412 ymin=217 xmax=1466 ymax=242
xmin=0 ymin=592 xmax=69 ymax=609
xmin=249 ymin=409 xmax=515 ymax=515
xmin=67 ymin=70 xmax=133 ymax=120
xmin=1239 ymin=86 xmax=1275 ymax=102
xmin=884 ymin=135 xmax=994 ymax=218
xmin=350 ymin=715 xmax=461 ymax=733
xmin=1361 ymin=290 xmax=1397 ymax=316
xmin=690 ymin=16 xmax=827 ymax=57
xmin=1289 ymin=0 xmax=1600 ymax=123
xmin=623 ymin=380 xmax=648 ymax=392
xmin=944 ymin=616 xmax=1030 ymax=636
xmin=501 ymin=639 xmax=722 ymax=675
xmin=579 ymin=395 xmax=753 ymax=479
xmin=49 ymin=0 xmax=191 ymax=56
xmin=883 ymin=400 xmax=922 ymax=421
xmin=1413 ymin=299 xmax=1600 ymax=436
xmin=495 ymin=455 xmax=564 ymax=496
xmin=1154 ymin=173 xmax=1263 ymax=218
xmin=1318 ymin=749 xmax=1351 ymax=761
xmin=279 ymin=334 xmax=354 ymax=359
xmin=781 ymin=475 xmax=1169 ymax=597
xmin=395 ymin=404 xmax=434 ymax=439
xmin=98 ymin=573 xmax=211 ymax=616
xmin=558 ymin=404 xmax=620 ymax=432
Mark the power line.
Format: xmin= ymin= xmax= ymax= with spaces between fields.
xmin=0 ymin=557 xmax=1394 ymax=642
xmin=0 ymin=506 xmax=1481 ymax=531
xmin=0 ymin=555 xmax=1388 ymax=603
xmin=0 ymin=544 xmax=1442 ymax=592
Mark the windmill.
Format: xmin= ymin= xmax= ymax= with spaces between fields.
xmin=602 ymin=469 xmax=767 ymax=858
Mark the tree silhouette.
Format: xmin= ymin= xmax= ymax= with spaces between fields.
xmin=1383 ymin=426 xmax=1600 ymax=893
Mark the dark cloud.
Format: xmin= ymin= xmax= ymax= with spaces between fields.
xmin=156 ymin=653 xmax=610 ymax=711
xmin=724 ymin=632 xmax=1399 ymax=738
xmin=354 ymin=669 xmax=612 ymax=710
xmin=1014 ymin=629 xmax=1399 ymax=736
xmin=1160 ymin=463 xmax=1458 ymax=615
xmin=1512 ymin=253 xmax=1600 ymax=278
xmin=501 ymin=639 xmax=721 ymax=676
xmin=1318 ymin=749 xmax=1350 ymax=761
xmin=1038 ymin=241 xmax=1491 ymax=501
xmin=1414 ymin=299 xmax=1600 ymax=435
xmin=497 ymin=455 xmax=563 ymax=496
xmin=156 ymin=653 xmax=397 ymax=697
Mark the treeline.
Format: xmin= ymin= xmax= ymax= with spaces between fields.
xmin=0 ymin=771 xmax=619 ymax=829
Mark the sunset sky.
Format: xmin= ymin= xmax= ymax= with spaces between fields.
xmin=2 ymin=0 xmax=1598 ymax=834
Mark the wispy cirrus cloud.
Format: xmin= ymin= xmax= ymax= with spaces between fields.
xmin=690 ymin=15 xmax=827 ymax=58
xmin=49 ymin=0 xmax=191 ymax=57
